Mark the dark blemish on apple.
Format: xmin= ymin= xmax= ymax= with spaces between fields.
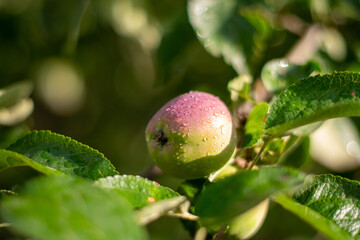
xmin=154 ymin=129 xmax=168 ymax=147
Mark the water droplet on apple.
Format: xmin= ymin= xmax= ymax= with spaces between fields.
xmin=203 ymin=137 xmax=207 ymax=142
xmin=166 ymin=108 xmax=171 ymax=112
xmin=220 ymin=125 xmax=225 ymax=134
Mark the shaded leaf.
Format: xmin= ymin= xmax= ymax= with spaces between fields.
xmin=242 ymin=102 xmax=269 ymax=147
xmin=261 ymin=59 xmax=321 ymax=94
xmin=95 ymin=175 xmax=179 ymax=209
xmin=188 ymin=0 xmax=272 ymax=74
xmin=1 ymin=176 xmax=148 ymax=240
xmin=0 ymin=149 xmax=61 ymax=176
xmin=0 ymin=124 xmax=29 ymax=149
xmin=279 ymin=136 xmax=310 ymax=168
xmin=0 ymin=81 xmax=33 ymax=109
xmin=261 ymin=138 xmax=286 ymax=164
xmin=7 ymin=130 xmax=118 ymax=180
xmin=265 ymin=72 xmax=360 ymax=136
xmin=195 ymin=166 xmax=305 ymax=226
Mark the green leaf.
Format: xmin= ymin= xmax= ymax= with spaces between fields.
xmin=276 ymin=174 xmax=360 ymax=240
xmin=7 ymin=130 xmax=118 ymax=180
xmin=261 ymin=59 xmax=321 ymax=94
xmin=0 ymin=124 xmax=29 ymax=149
xmin=0 ymin=81 xmax=33 ymax=109
xmin=177 ymin=178 xmax=209 ymax=204
xmin=279 ymin=136 xmax=310 ymax=168
xmin=274 ymin=194 xmax=352 ymax=240
xmin=227 ymin=74 xmax=252 ymax=102
xmin=95 ymin=175 xmax=179 ymax=209
xmin=261 ymin=138 xmax=286 ymax=164
xmin=265 ymin=72 xmax=360 ymax=136
xmin=242 ymin=102 xmax=269 ymax=147
xmin=188 ymin=0 xmax=272 ymax=74
xmin=194 ymin=166 xmax=305 ymax=226
xmin=0 ymin=149 xmax=62 ymax=176
xmin=1 ymin=176 xmax=148 ymax=240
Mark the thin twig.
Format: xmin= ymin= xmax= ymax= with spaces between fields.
xmin=248 ymin=140 xmax=270 ymax=170
xmin=214 ymin=225 xmax=228 ymax=240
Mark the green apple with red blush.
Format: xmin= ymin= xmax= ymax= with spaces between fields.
xmin=145 ymin=91 xmax=237 ymax=179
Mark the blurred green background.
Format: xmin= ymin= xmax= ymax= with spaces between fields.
xmin=0 ymin=0 xmax=236 ymax=176
xmin=1 ymin=0 xmax=360 ymax=239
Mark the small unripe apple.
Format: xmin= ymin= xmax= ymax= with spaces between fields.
xmin=145 ymin=91 xmax=236 ymax=179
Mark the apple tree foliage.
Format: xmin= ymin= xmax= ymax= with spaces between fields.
xmin=1 ymin=0 xmax=360 ymax=239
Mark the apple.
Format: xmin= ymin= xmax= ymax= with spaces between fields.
xmin=145 ymin=91 xmax=237 ymax=179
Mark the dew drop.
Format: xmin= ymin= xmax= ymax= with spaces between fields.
xmin=220 ymin=125 xmax=225 ymax=134
xmin=214 ymin=136 xmax=218 ymax=139
xmin=166 ymin=108 xmax=171 ymax=112
xmin=192 ymin=104 xmax=197 ymax=108
xmin=213 ymin=112 xmax=219 ymax=117
xmin=207 ymin=119 xmax=212 ymax=123
xmin=203 ymin=137 xmax=208 ymax=142
xmin=279 ymin=59 xmax=289 ymax=68
xmin=205 ymin=108 xmax=209 ymax=112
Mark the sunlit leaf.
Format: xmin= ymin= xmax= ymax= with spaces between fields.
xmin=242 ymin=102 xmax=269 ymax=147
xmin=0 ymin=149 xmax=61 ymax=176
xmin=7 ymin=130 xmax=118 ymax=179
xmin=276 ymin=174 xmax=360 ymax=240
xmin=95 ymin=175 xmax=179 ymax=209
xmin=265 ymin=72 xmax=360 ymax=136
